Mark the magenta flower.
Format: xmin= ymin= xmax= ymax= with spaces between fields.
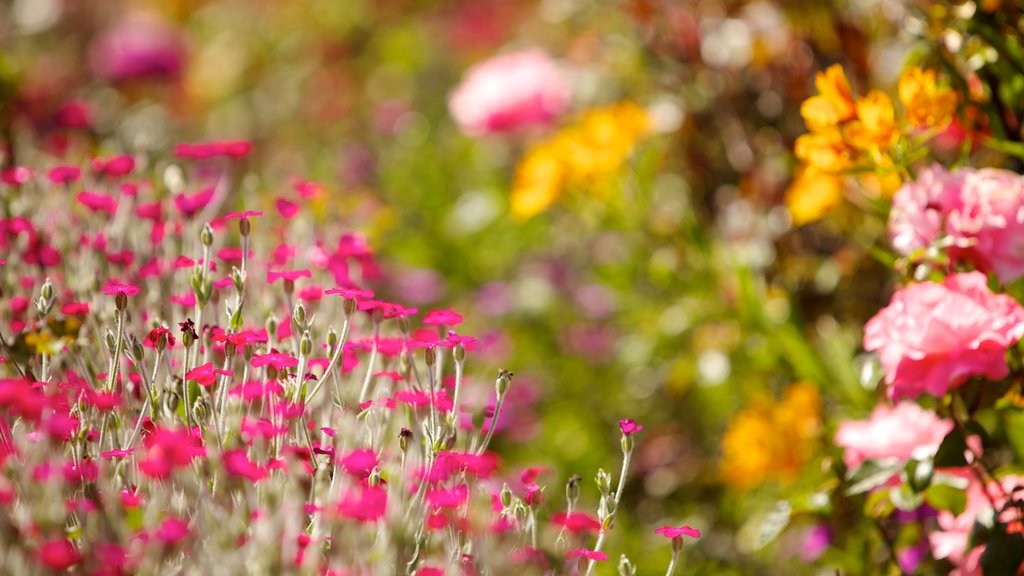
xmin=174 ymin=140 xmax=252 ymax=160
xmin=2 ymin=166 xmax=32 ymax=186
xmin=91 ymin=155 xmax=135 ymax=178
xmin=36 ymin=538 xmax=81 ymax=571
xmin=567 ymin=549 xmax=608 ymax=561
xmin=101 ymin=278 xmax=140 ymax=297
xmin=223 ymin=449 xmax=268 ymax=482
xmin=224 ymin=210 xmax=264 ymax=219
xmin=336 ymin=485 xmax=388 ymax=522
xmin=77 ymin=191 xmax=118 ymax=216
xmin=325 ymin=287 xmax=375 ymax=300
xmin=267 ymin=269 xmax=312 ymax=284
xmin=423 ymin=308 xmax=464 ymax=326
xmin=448 ymin=49 xmax=570 ymax=136
xmin=551 ymin=511 xmax=601 ymax=534
xmin=426 ymin=484 xmax=469 ymax=509
xmin=618 ymin=418 xmax=644 ymax=436
xmin=185 ymin=362 xmax=233 ymax=387
xmin=340 ymin=449 xmax=378 ymax=477
xmin=655 ymin=525 xmax=701 ymax=540
xmin=251 ymin=352 xmax=299 ymax=370
xmin=864 ymin=272 xmax=1024 ymax=399
xmin=47 ymin=166 xmax=82 ymax=185
xmin=276 ymin=198 xmax=300 ymax=219
xmin=155 ymin=518 xmax=190 ymax=544
xmin=89 ymin=12 xmax=185 ymax=82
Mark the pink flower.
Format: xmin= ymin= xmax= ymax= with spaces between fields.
xmin=92 ymin=155 xmax=135 ymax=178
xmin=324 ymin=287 xmax=375 ymax=300
xmin=155 ymin=518 xmax=190 ymax=544
xmin=251 ymin=352 xmax=299 ymax=370
xmin=89 ymin=12 xmax=185 ymax=82
xmin=267 ymin=269 xmax=312 ymax=283
xmin=276 ymin=198 xmax=300 ymax=219
xmin=655 ymin=525 xmax=701 ymax=540
xmin=185 ymin=362 xmax=232 ymax=387
xmin=102 ymin=278 xmax=140 ymax=297
xmin=618 ymin=418 xmax=644 ymax=436
xmin=77 ymin=191 xmax=118 ymax=216
xmin=947 ymin=168 xmax=1024 ymax=283
xmin=174 ymin=140 xmax=252 ymax=159
xmin=223 ymin=449 xmax=268 ymax=482
xmin=863 ymin=272 xmax=1024 ymax=399
xmin=340 ymin=449 xmax=378 ymax=477
xmin=448 ymin=50 xmax=570 ymax=136
xmin=426 ymin=484 xmax=469 ymax=509
xmin=423 ymin=308 xmax=463 ymax=326
xmin=37 ymin=538 xmax=81 ymax=570
xmin=551 ymin=511 xmax=601 ymax=534
xmin=137 ymin=427 xmax=205 ymax=478
xmin=47 ymin=165 xmax=81 ymax=185
xmin=224 ymin=210 xmax=263 ymax=220
xmin=337 ymin=485 xmax=388 ymax=522
xmin=889 ymin=165 xmax=1024 ymax=283
xmin=567 ymin=549 xmax=607 ymax=561
xmin=834 ymin=402 xmax=953 ymax=469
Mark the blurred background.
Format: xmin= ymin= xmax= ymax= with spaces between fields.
xmin=0 ymin=0 xmax=955 ymax=572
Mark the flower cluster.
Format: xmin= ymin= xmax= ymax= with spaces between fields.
xmin=787 ymin=65 xmax=958 ymax=224
xmin=0 ymin=147 xmax=698 ymax=574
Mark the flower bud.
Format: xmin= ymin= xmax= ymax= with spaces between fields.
xmin=343 ymin=298 xmax=357 ymax=316
xmin=500 ymin=484 xmax=513 ymax=508
xmin=115 ymin=292 xmax=128 ymax=311
xmin=495 ymin=369 xmax=513 ymax=397
xmin=454 ymin=344 xmax=465 ymax=363
xmin=566 ymin=474 xmax=581 ymax=505
xmin=266 ymin=315 xmax=278 ymax=341
xmin=201 ymin=223 xmax=214 ymax=247
xmin=301 ymin=331 xmax=313 ymax=356
xmin=672 ymin=535 xmax=684 ymax=554
xmin=238 ymin=216 xmax=251 ymax=237
xmin=225 ymin=342 xmax=237 ymax=358
xmin=229 ymin=305 xmax=244 ymax=330
xmin=596 ymin=468 xmax=612 ymax=496
xmin=424 ymin=346 xmax=436 ymax=367
xmin=399 ymin=315 xmax=411 ymax=336
xmin=230 ymin=267 xmax=246 ymax=291
xmin=618 ymin=555 xmax=636 ymax=576
xmin=40 ymin=278 xmax=54 ymax=302
xmin=399 ymin=428 xmax=412 ymax=452
xmin=368 ymin=467 xmax=382 ymax=487
xmin=130 ymin=336 xmax=144 ymax=362
xmin=293 ymin=302 xmax=306 ymax=329
xmin=326 ymin=328 xmax=338 ymax=353
xmin=104 ymin=330 xmax=116 ymax=352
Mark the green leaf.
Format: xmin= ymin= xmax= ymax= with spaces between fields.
xmin=754 ymin=501 xmax=792 ymax=550
xmin=925 ymin=483 xmax=967 ymax=516
xmin=890 ymin=484 xmax=925 ymax=512
xmin=906 ymin=458 xmax=934 ymax=493
xmin=846 ymin=459 xmax=903 ymax=496
xmin=934 ymin=427 xmax=969 ymax=468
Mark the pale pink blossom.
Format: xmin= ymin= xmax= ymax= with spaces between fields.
xmin=863 ymin=272 xmax=1024 ymax=399
xmin=448 ymin=50 xmax=570 ymax=136
xmin=834 ymin=402 xmax=953 ymax=469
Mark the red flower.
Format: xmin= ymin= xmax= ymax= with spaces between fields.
xmin=77 ymin=191 xmax=118 ymax=216
xmin=47 ymin=165 xmax=81 ymax=185
xmin=102 ymin=278 xmax=140 ymax=297
xmin=92 ymin=155 xmax=135 ymax=178
xmin=185 ymin=362 xmax=232 ymax=387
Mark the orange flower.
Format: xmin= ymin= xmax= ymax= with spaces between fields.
xmin=510 ymin=144 xmax=565 ymax=218
xmin=898 ymin=67 xmax=958 ymax=129
xmin=800 ymin=65 xmax=857 ymax=132
xmin=846 ymin=90 xmax=898 ymax=152
xmin=721 ymin=382 xmax=821 ymax=491
xmin=785 ymin=170 xmax=844 ymax=225
xmin=794 ymin=130 xmax=850 ymax=172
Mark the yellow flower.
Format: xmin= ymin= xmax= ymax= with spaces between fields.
xmin=720 ymin=382 xmax=821 ymax=491
xmin=800 ymin=64 xmax=857 ymax=132
xmin=509 ymin=101 xmax=651 ymax=218
xmin=898 ymin=67 xmax=958 ymax=129
xmin=510 ymin=143 xmax=565 ymax=219
xmin=845 ymin=90 xmax=898 ymax=152
xmin=794 ymin=130 xmax=849 ymax=173
xmin=785 ymin=170 xmax=844 ymax=225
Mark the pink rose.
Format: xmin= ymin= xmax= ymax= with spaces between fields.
xmin=863 ymin=272 xmax=1024 ymax=400
xmin=947 ymin=168 xmax=1024 ymax=283
xmin=889 ymin=165 xmax=1024 ymax=283
xmin=834 ymin=402 xmax=952 ymax=469
xmin=448 ymin=50 xmax=570 ymax=136
xmin=888 ymin=165 xmax=965 ymax=255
